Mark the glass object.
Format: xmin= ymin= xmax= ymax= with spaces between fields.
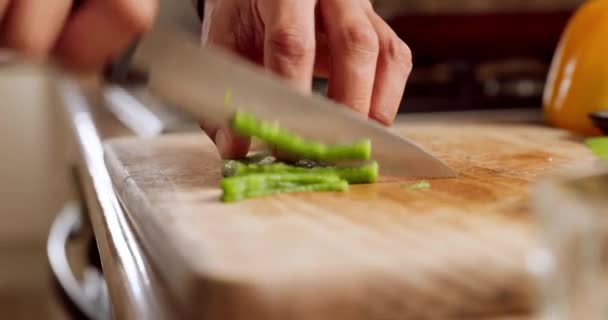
xmin=543 ymin=0 xmax=608 ymax=136
xmin=532 ymin=165 xmax=608 ymax=320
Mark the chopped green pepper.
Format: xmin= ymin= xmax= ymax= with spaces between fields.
xmin=222 ymin=160 xmax=378 ymax=184
xmin=221 ymin=173 xmax=343 ymax=194
xmin=222 ymin=181 xmax=348 ymax=202
xmin=219 ymin=111 xmax=380 ymax=202
xmin=231 ymin=111 xmax=371 ymax=162
xmin=404 ymin=180 xmax=431 ymax=191
xmin=586 ymin=137 xmax=608 ymax=160
xmin=221 ymin=173 xmax=348 ymax=202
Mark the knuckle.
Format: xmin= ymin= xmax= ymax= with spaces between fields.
xmin=381 ymin=36 xmax=412 ymax=72
xmin=268 ymin=27 xmax=314 ymax=63
xmin=338 ymin=24 xmax=379 ymax=56
xmin=115 ymin=0 xmax=158 ymax=34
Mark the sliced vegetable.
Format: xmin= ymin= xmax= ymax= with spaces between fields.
xmin=222 ymin=181 xmax=348 ymax=202
xmin=221 ymin=160 xmax=242 ymax=177
xmin=404 ymin=180 xmax=431 ymax=191
xmin=221 ymin=173 xmax=343 ymax=194
xmin=231 ymin=111 xmax=371 ymax=162
xmin=293 ymin=159 xmax=329 ymax=169
xmin=222 ymin=152 xmax=277 ymax=176
xmin=586 ymin=137 xmax=608 ymax=160
xmin=222 ymin=161 xmax=378 ymax=184
xmin=221 ymin=173 xmax=348 ymax=202
xmin=219 ymin=111 xmax=379 ymax=202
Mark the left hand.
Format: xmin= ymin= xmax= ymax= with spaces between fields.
xmin=0 ymin=0 xmax=158 ymax=69
xmin=200 ymin=0 xmax=412 ymax=159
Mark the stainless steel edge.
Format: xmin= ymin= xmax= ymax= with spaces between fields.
xmin=59 ymin=76 xmax=180 ymax=320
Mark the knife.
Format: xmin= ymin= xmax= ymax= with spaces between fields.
xmin=107 ymin=26 xmax=456 ymax=178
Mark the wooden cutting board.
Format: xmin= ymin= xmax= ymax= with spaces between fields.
xmin=103 ymin=116 xmax=596 ymax=320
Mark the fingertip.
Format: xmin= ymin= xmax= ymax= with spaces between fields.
xmin=214 ymin=129 xmax=250 ymax=159
xmin=370 ymin=105 xmax=397 ymax=126
xmin=366 ymin=13 xmax=409 ymax=127
xmin=370 ymin=114 xmax=393 ymax=126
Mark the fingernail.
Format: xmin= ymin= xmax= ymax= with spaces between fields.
xmin=370 ymin=107 xmax=393 ymax=126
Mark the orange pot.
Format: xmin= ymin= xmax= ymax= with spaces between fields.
xmin=544 ymin=0 xmax=608 ymax=136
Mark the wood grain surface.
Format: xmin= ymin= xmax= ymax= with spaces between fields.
xmin=103 ymin=118 xmax=595 ymax=320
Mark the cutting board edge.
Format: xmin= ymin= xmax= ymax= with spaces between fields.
xmin=104 ymin=138 xmax=220 ymax=317
xmin=103 ymin=136 xmax=306 ymax=320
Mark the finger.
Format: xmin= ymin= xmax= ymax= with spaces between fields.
xmin=198 ymin=119 xmax=250 ymax=161
xmin=320 ymin=0 xmax=379 ymax=115
xmin=213 ymin=127 xmax=251 ymax=160
xmin=0 ymin=0 xmax=72 ymax=60
xmin=198 ymin=115 xmax=250 ymax=160
xmin=367 ymin=12 xmax=412 ymax=125
xmin=55 ymin=0 xmax=157 ymax=69
xmin=259 ymin=0 xmax=316 ymax=92
xmin=0 ymin=1 xmax=10 ymax=23
xmin=202 ymin=0 xmax=264 ymax=64
xmin=201 ymin=0 xmax=234 ymax=48
xmin=199 ymin=2 xmax=251 ymax=159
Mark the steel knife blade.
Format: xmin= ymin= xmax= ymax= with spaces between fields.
xmin=122 ymin=26 xmax=456 ymax=178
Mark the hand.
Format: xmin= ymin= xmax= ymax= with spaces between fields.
xmin=201 ymin=0 xmax=412 ymax=159
xmin=0 ymin=0 xmax=157 ymax=69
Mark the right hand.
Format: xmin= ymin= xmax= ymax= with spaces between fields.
xmin=0 ymin=0 xmax=158 ymax=69
xmin=200 ymin=0 xmax=412 ymax=159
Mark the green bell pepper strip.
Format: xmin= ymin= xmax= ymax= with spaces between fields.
xmin=221 ymin=173 xmax=348 ymax=202
xmin=586 ymin=137 xmax=608 ymax=160
xmin=222 ymin=160 xmax=379 ymax=184
xmin=222 ymin=181 xmax=349 ymax=202
xmin=231 ymin=111 xmax=371 ymax=162
xmin=404 ymin=180 xmax=431 ymax=191
xmin=221 ymin=173 xmax=344 ymax=195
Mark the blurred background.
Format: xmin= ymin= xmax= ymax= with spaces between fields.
xmin=0 ymin=0 xmax=584 ymax=319
xmin=0 ymin=65 xmax=75 ymax=318
xmin=384 ymin=0 xmax=584 ymax=112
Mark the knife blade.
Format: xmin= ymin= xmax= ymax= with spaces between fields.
xmin=121 ymin=26 xmax=456 ymax=178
